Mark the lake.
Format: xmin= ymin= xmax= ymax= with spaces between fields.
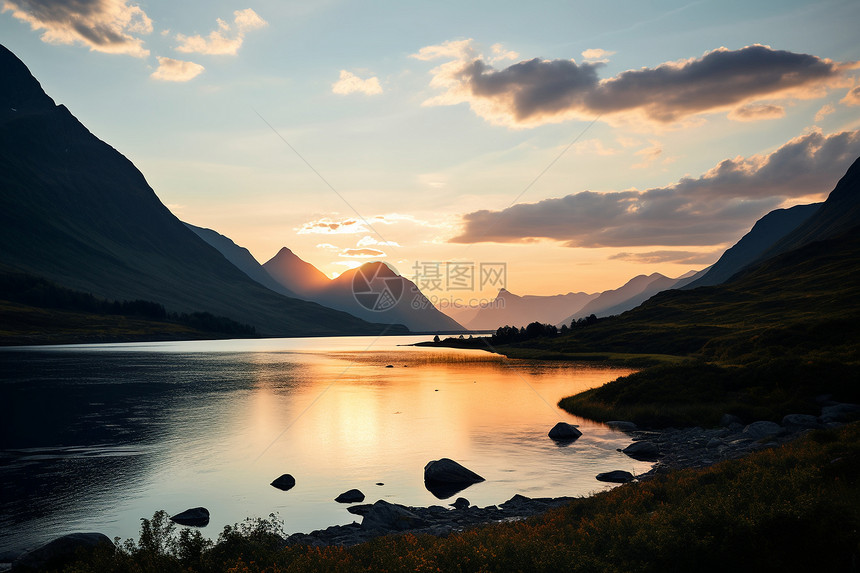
xmin=0 ymin=335 xmax=651 ymax=554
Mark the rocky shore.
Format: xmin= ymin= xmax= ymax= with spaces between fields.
xmin=6 ymin=401 xmax=858 ymax=568
xmin=280 ymin=400 xmax=860 ymax=548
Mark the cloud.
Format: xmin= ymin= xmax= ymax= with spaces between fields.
xmin=150 ymin=56 xmax=204 ymax=82
xmin=414 ymin=41 xmax=854 ymax=127
xmin=609 ymin=250 xmax=721 ymax=265
xmin=727 ymin=103 xmax=785 ymax=122
xmin=297 ymin=217 xmax=369 ymax=235
xmin=451 ymin=128 xmax=860 ymax=248
xmin=357 ymin=235 xmax=400 ymax=247
xmin=842 ymin=86 xmax=860 ymax=106
xmin=175 ymin=8 xmax=266 ymax=55
xmin=332 ymin=70 xmax=383 ymax=95
xmin=581 ymin=48 xmax=615 ymax=63
xmin=632 ymin=142 xmax=662 ymax=168
xmin=340 ymin=248 xmax=386 ymax=258
xmin=3 ymin=0 xmax=153 ymax=57
xmin=316 ymin=243 xmax=339 ymax=250
xmin=815 ymin=104 xmax=835 ymax=121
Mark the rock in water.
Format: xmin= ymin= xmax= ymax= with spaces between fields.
xmin=335 ymin=489 xmax=365 ymax=503
xmin=12 ymin=533 xmax=113 ymax=572
xmin=170 ymin=507 xmax=210 ymax=527
xmin=424 ymin=458 xmax=485 ymax=499
xmin=622 ymin=441 xmax=660 ymax=461
xmin=596 ymin=470 xmax=634 ymax=483
xmin=424 ymin=458 xmax=484 ymax=484
xmin=548 ymin=422 xmax=583 ymax=441
xmin=271 ymin=474 xmax=296 ymax=491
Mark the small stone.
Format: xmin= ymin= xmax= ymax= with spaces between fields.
xmin=271 ymin=474 xmax=296 ymax=491
xmin=361 ymin=500 xmax=427 ymax=531
xmin=596 ymin=470 xmax=634 ymax=483
xmin=424 ymin=458 xmax=485 ymax=484
xmin=335 ymin=489 xmax=365 ymax=503
xmin=385 ymin=365 xmax=394 ymax=368
xmin=451 ymin=497 xmax=470 ymax=509
xmin=170 ymin=507 xmax=209 ymax=527
xmin=548 ymin=422 xmax=583 ymax=441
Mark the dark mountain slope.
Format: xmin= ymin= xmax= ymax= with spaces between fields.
xmin=0 ymin=44 xmax=390 ymax=336
xmin=685 ymin=203 xmax=821 ymax=289
xmin=759 ymin=155 xmax=860 ymax=259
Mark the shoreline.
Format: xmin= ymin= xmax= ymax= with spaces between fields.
xmin=278 ymin=403 xmax=851 ymax=548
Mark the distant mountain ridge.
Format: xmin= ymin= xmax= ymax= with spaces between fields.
xmin=263 ymin=250 xmax=464 ymax=332
xmin=466 ymin=289 xmax=598 ymax=330
xmin=0 ymin=43 xmax=391 ymax=337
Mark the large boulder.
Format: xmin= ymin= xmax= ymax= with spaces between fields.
xmin=820 ymin=403 xmax=860 ymax=424
xmin=743 ymin=421 xmax=782 ymax=440
xmin=596 ymin=470 xmax=634 ymax=483
xmin=361 ymin=500 xmax=427 ymax=531
xmin=170 ymin=507 xmax=210 ymax=527
xmin=12 ymin=533 xmax=113 ymax=572
xmin=548 ymin=422 xmax=583 ymax=441
xmin=424 ymin=458 xmax=485 ymax=499
xmin=424 ymin=458 xmax=484 ymax=485
xmin=271 ymin=474 xmax=296 ymax=491
xmin=622 ymin=441 xmax=660 ymax=461
xmin=335 ymin=489 xmax=365 ymax=503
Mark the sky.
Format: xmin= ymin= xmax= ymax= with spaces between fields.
xmin=2 ymin=0 xmax=860 ymax=308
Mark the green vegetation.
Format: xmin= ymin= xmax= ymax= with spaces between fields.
xmin=0 ymin=272 xmax=257 ymax=345
xmin=58 ymin=423 xmax=860 ymax=572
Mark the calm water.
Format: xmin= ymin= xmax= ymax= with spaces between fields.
xmin=0 ymin=335 xmax=650 ymax=553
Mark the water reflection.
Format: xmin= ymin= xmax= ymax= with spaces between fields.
xmin=0 ymin=336 xmax=652 ymax=554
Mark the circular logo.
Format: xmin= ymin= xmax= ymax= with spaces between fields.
xmin=351 ymin=263 xmax=404 ymax=312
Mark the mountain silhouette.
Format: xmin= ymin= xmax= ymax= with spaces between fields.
xmin=263 ymin=252 xmax=464 ymax=332
xmin=684 ymin=203 xmax=821 ymax=289
xmin=466 ymin=289 xmax=598 ymax=330
xmin=0 ymin=44 xmax=392 ymax=337
xmin=757 ymin=156 xmax=860 ymax=260
xmin=557 ymin=273 xmax=685 ymax=325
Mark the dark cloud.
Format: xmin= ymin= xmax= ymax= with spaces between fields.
xmin=3 ymin=0 xmax=152 ymax=57
xmin=451 ymin=129 xmax=860 ymax=248
xmin=418 ymin=42 xmax=852 ymax=126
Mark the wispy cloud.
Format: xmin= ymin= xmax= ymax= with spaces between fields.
xmin=727 ymin=103 xmax=785 ymax=122
xmin=451 ymin=128 xmax=860 ymax=247
xmin=332 ymin=70 xmax=383 ymax=95
xmin=297 ymin=217 xmax=369 ymax=235
xmin=842 ymin=86 xmax=860 ymax=106
xmin=815 ymin=104 xmax=835 ymax=121
xmin=175 ymin=8 xmax=267 ymax=56
xmin=609 ymin=250 xmax=721 ymax=265
xmin=150 ymin=56 xmax=204 ymax=82
xmin=581 ymin=48 xmax=615 ymax=63
xmin=3 ymin=0 xmax=153 ymax=57
xmin=339 ymin=248 xmax=386 ymax=258
xmin=414 ymin=41 xmax=855 ymax=128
